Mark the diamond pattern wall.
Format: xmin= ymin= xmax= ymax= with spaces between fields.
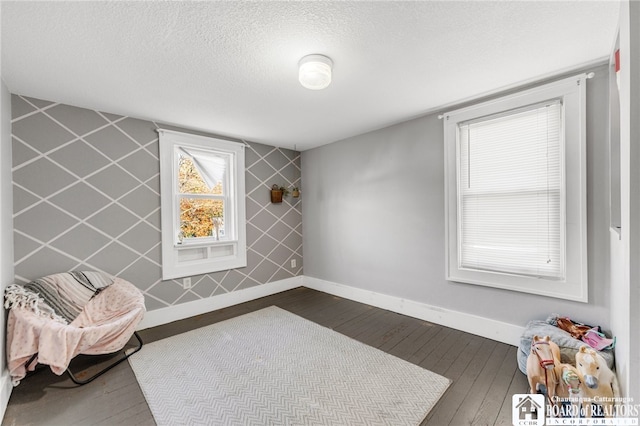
xmin=11 ymin=95 xmax=302 ymax=311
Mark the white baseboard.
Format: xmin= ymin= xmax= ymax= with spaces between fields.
xmin=0 ymin=370 xmax=13 ymax=422
xmin=138 ymin=276 xmax=303 ymax=330
xmin=303 ymin=276 xmax=524 ymax=346
xmin=137 ymin=274 xmax=523 ymax=347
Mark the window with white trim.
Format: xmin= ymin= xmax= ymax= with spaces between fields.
xmin=444 ymin=75 xmax=588 ymax=302
xmin=158 ymin=129 xmax=246 ymax=280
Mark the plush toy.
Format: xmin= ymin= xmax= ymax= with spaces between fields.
xmin=526 ymin=335 xmax=561 ymax=401
xmin=555 ymin=363 xmax=583 ymax=417
xmin=575 ymin=345 xmax=620 ymax=417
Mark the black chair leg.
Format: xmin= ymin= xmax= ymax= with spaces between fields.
xmin=66 ymin=331 xmax=143 ymax=386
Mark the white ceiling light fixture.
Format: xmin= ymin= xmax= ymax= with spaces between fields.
xmin=298 ymin=54 xmax=333 ymax=90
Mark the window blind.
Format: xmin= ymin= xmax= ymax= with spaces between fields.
xmin=178 ymin=147 xmax=228 ymax=189
xmin=458 ymin=100 xmax=564 ymax=279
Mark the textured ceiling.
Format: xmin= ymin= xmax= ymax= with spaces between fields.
xmin=1 ymin=1 xmax=619 ymax=151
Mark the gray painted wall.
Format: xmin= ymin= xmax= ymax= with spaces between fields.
xmin=302 ymin=65 xmax=611 ymax=330
xmin=1 ymin=79 xmax=15 ymax=400
xmin=11 ymin=95 xmax=302 ymax=312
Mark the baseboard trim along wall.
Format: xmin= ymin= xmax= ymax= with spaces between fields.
xmin=303 ymin=276 xmax=524 ymax=346
xmin=137 ymin=274 xmax=523 ymax=346
xmin=137 ymin=276 xmax=304 ymax=330
xmin=0 ymin=370 xmax=13 ymax=422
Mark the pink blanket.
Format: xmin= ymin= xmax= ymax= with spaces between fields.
xmin=7 ymin=277 xmax=145 ymax=385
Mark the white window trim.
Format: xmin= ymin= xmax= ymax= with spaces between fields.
xmin=158 ymin=129 xmax=247 ymax=280
xmin=444 ymin=74 xmax=588 ymax=302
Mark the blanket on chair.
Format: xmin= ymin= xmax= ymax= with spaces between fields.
xmin=5 ymin=271 xmax=114 ymax=324
xmin=5 ymin=276 xmax=145 ymax=386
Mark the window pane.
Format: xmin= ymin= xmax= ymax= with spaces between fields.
xmin=460 ymin=102 xmax=561 ymax=194
xmin=179 ymin=197 xmax=225 ymax=240
xmin=461 ymin=191 xmax=561 ymax=277
xmin=178 ymin=155 xmax=223 ymax=195
xmin=458 ymin=101 xmax=563 ymax=279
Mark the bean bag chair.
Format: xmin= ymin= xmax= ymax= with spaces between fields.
xmin=517 ymin=317 xmax=615 ymax=375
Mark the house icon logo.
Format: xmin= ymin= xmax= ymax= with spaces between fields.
xmin=512 ymin=394 xmax=545 ymax=426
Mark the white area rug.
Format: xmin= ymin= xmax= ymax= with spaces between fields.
xmin=129 ymin=306 xmax=451 ymax=425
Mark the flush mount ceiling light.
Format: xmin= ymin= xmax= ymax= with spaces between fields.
xmin=298 ymin=54 xmax=333 ymax=90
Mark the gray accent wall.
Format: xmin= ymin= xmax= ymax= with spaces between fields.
xmin=1 ymin=79 xmax=15 ymax=396
xmin=11 ymin=95 xmax=302 ymax=311
xmin=302 ymin=65 xmax=612 ymax=330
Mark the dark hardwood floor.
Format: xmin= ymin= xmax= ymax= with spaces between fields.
xmin=1 ymin=287 xmax=528 ymax=425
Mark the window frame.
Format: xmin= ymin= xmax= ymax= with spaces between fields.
xmin=158 ymin=129 xmax=247 ymax=280
xmin=443 ymin=74 xmax=588 ymax=302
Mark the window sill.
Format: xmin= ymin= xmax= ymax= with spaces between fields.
xmin=447 ymin=269 xmax=588 ymax=303
xmin=175 ymin=239 xmax=236 ymax=249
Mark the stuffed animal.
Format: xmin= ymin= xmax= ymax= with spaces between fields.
xmin=554 ymin=363 xmax=583 ymax=417
xmin=575 ymin=345 xmax=620 ymax=417
xmin=526 ymin=335 xmax=561 ymax=401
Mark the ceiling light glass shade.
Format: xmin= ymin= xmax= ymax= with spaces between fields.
xmin=298 ymin=54 xmax=333 ymax=90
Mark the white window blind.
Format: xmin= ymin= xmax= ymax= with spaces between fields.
xmin=178 ymin=147 xmax=228 ymax=189
xmin=458 ymin=101 xmax=564 ymax=279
